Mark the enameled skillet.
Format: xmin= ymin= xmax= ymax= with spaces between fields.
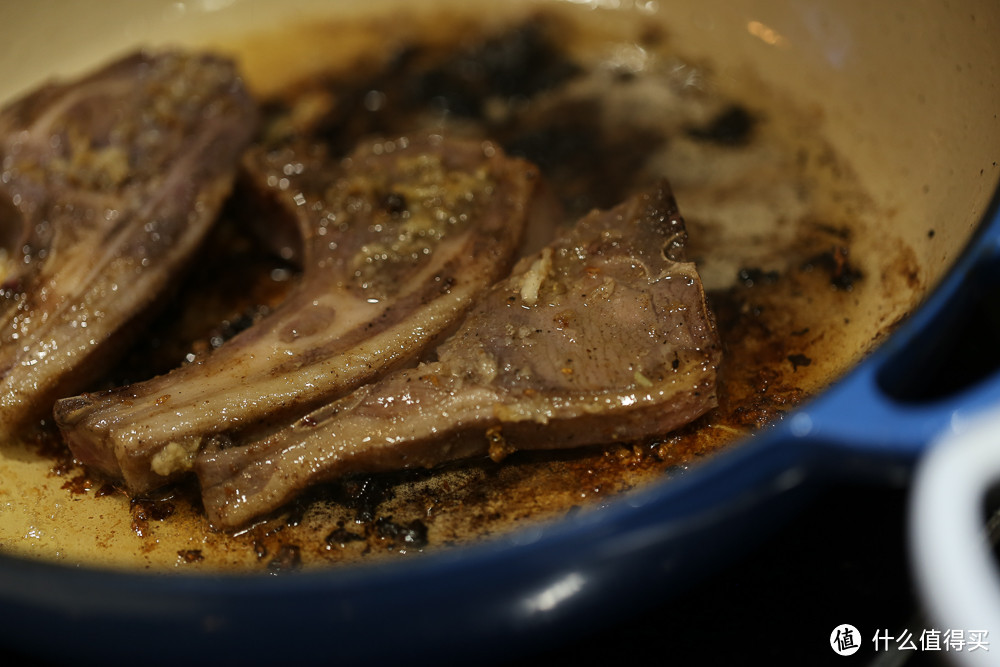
xmin=0 ymin=0 xmax=998 ymax=664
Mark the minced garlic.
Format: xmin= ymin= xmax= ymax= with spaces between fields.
xmin=518 ymin=247 xmax=554 ymax=306
xmin=150 ymin=437 xmax=201 ymax=476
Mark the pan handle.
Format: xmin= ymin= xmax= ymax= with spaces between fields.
xmin=782 ymin=351 xmax=1000 ymax=477
xmin=909 ymin=408 xmax=1000 ymax=667
xmin=778 ymin=205 xmax=1000 ymax=476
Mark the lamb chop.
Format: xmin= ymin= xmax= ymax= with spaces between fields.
xmin=55 ymin=133 xmax=540 ymax=492
xmin=0 ymin=51 xmax=257 ymax=439
xmin=197 ymin=180 xmax=721 ymax=528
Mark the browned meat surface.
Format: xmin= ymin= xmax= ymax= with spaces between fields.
xmin=0 ymin=51 xmax=257 ymax=439
xmin=197 ymin=181 xmax=720 ymax=528
xmin=55 ymin=134 xmax=539 ymax=492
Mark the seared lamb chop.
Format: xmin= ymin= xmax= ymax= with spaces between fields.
xmin=197 ymin=181 xmax=721 ymax=528
xmin=55 ymin=134 xmax=539 ymax=492
xmin=0 ymin=51 xmax=256 ymax=438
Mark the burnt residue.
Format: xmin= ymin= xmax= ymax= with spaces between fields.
xmin=178 ymin=549 xmax=204 ymax=564
xmin=60 ymin=473 xmax=93 ymax=496
xmin=19 ymin=420 xmax=75 ymax=475
xmin=94 ymin=483 xmax=119 ymax=498
xmin=499 ymin=97 xmax=667 ymax=214
xmin=707 ymin=281 xmax=808 ymax=430
xmin=127 ymin=485 xmax=206 ymax=538
xmin=266 ymin=544 xmax=302 ymax=572
xmin=725 ymin=368 xmax=805 ymax=430
xmin=803 ymin=246 xmax=863 ymax=291
xmin=130 ymin=496 xmax=176 ymax=522
xmin=410 ymin=21 xmax=581 ymax=118
xmin=319 ymin=475 xmax=399 ymax=524
xmin=272 ymin=14 xmax=581 ymax=157
xmin=788 ymin=354 xmax=813 ymax=371
xmin=737 ymin=267 xmax=780 ymax=288
xmin=310 ymin=472 xmax=435 ymax=550
xmin=375 ymin=516 xmax=430 ymax=550
xmin=129 ymin=501 xmax=154 ymax=538
xmin=260 ymin=12 xmax=667 ymax=217
xmin=686 ymin=105 xmax=757 ymax=146
xmin=325 ymin=521 xmax=366 ymax=549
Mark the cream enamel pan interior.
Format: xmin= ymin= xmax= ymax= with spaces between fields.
xmin=0 ymin=0 xmax=998 ymax=572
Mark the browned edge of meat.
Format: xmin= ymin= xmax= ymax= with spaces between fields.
xmin=0 ymin=50 xmax=258 ymax=440
xmin=197 ymin=180 xmax=721 ymax=528
xmin=55 ymin=133 xmax=542 ymax=493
